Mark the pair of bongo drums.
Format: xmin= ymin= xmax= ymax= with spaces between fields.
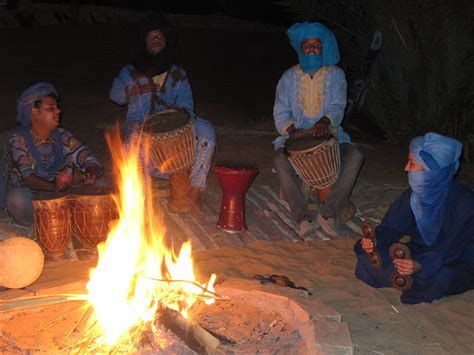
xmin=33 ymin=188 xmax=118 ymax=261
xmin=285 ymin=134 xmax=341 ymax=203
xmin=144 ymin=109 xmax=196 ymax=214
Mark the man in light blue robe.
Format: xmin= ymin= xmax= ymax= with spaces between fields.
xmin=273 ymin=22 xmax=364 ymax=237
xmin=110 ymin=15 xmax=216 ymax=208
xmin=355 ymin=133 xmax=474 ymax=304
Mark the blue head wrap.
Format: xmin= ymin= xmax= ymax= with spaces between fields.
xmin=408 ymin=133 xmax=463 ymax=245
xmin=16 ymin=82 xmax=58 ymax=127
xmin=287 ymin=22 xmax=340 ymax=74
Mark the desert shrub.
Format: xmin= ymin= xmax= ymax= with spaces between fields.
xmin=364 ymin=0 xmax=474 ymax=143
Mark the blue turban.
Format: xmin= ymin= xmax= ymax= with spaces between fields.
xmin=408 ymin=132 xmax=463 ymax=246
xmin=409 ymin=133 xmax=463 ymax=172
xmin=287 ymin=22 xmax=340 ymax=74
xmin=16 ymin=82 xmax=58 ymax=127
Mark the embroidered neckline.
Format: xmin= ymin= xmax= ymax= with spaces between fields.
xmin=29 ymin=129 xmax=54 ymax=145
xmin=152 ymin=71 xmax=168 ymax=90
xmin=296 ymin=65 xmax=331 ymax=118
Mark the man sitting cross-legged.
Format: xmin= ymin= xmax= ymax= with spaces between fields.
xmin=273 ymin=22 xmax=364 ymax=238
xmin=110 ymin=14 xmax=216 ymax=210
xmin=354 ymin=132 xmax=474 ymax=304
xmin=0 ymin=82 xmax=103 ymax=227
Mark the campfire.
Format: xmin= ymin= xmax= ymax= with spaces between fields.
xmin=0 ymin=126 xmax=354 ymax=354
xmin=74 ymin=127 xmax=217 ymax=352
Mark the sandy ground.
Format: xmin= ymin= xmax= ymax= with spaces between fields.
xmin=194 ymin=241 xmax=474 ymax=354
xmin=0 ymin=22 xmax=473 ymax=354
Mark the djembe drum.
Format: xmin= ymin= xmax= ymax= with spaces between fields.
xmin=285 ymin=135 xmax=340 ymax=203
xmin=69 ymin=190 xmax=118 ymax=249
xmin=145 ymin=109 xmax=196 ymax=213
xmin=33 ymin=195 xmax=71 ymax=261
xmin=213 ymin=163 xmax=258 ymax=233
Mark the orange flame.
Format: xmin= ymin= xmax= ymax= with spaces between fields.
xmin=85 ymin=126 xmax=215 ymax=349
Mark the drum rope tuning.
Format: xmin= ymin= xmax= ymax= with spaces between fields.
xmin=285 ymin=133 xmax=341 ymax=191
xmin=144 ymin=109 xmax=196 ymax=213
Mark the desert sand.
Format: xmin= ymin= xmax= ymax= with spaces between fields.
xmin=0 ymin=17 xmax=473 ymax=354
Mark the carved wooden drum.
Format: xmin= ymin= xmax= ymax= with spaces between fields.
xmin=69 ymin=192 xmax=118 ymax=249
xmin=33 ymin=195 xmax=71 ymax=261
xmin=145 ymin=109 xmax=196 ymax=213
xmin=145 ymin=109 xmax=196 ymax=175
xmin=285 ymin=135 xmax=341 ymax=189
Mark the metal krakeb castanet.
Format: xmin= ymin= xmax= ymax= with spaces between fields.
xmin=389 ymin=242 xmax=414 ymax=291
xmin=360 ymin=220 xmax=382 ymax=269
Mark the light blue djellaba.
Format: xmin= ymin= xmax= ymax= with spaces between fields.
xmin=110 ymin=64 xmax=216 ymax=190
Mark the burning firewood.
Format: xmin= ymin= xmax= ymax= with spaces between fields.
xmin=156 ymin=306 xmax=220 ymax=354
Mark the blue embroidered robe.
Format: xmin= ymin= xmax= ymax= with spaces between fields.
xmin=110 ymin=64 xmax=215 ymax=143
xmin=273 ymin=64 xmax=350 ymax=150
xmin=109 ymin=64 xmax=216 ymax=189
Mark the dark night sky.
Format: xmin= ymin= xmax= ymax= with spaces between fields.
xmin=21 ymin=0 xmax=291 ymax=25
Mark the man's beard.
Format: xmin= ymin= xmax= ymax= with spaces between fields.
xmin=132 ymin=47 xmax=174 ymax=77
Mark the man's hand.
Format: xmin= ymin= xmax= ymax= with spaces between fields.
xmin=24 ymin=174 xmax=56 ymax=192
xmin=55 ymin=169 xmax=73 ymax=192
xmin=393 ymin=258 xmax=421 ymax=276
xmin=287 ymin=124 xmax=305 ymax=138
xmin=361 ymin=237 xmax=374 ymax=254
xmin=82 ymin=165 xmax=102 ymax=186
xmin=310 ymin=116 xmax=330 ymax=138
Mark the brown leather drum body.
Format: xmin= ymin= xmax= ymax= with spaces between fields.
xmin=145 ymin=109 xmax=196 ymax=213
xmin=285 ymin=135 xmax=341 ymax=190
xmin=145 ymin=109 xmax=196 ymax=175
xmin=33 ymin=196 xmax=71 ymax=261
xmin=70 ymin=194 xmax=119 ymax=248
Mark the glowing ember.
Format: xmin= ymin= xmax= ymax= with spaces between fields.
xmin=83 ymin=127 xmax=216 ymax=350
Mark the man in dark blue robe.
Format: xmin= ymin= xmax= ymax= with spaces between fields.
xmin=354 ymin=132 xmax=474 ymax=304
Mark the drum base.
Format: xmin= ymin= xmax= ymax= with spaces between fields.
xmin=217 ymin=226 xmax=247 ymax=234
xmin=316 ymin=186 xmax=331 ymax=204
xmin=168 ymin=171 xmax=192 ymax=214
xmin=214 ymin=164 xmax=258 ymax=233
xmin=45 ymin=251 xmax=67 ymax=262
xmin=305 ymin=184 xmax=331 ymax=204
xmin=188 ymin=187 xmax=202 ymax=208
xmin=168 ymin=199 xmax=192 ymax=214
xmin=216 ymin=204 xmax=248 ymax=233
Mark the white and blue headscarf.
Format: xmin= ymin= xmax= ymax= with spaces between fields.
xmin=408 ymin=132 xmax=463 ymax=246
xmin=16 ymin=82 xmax=58 ymax=127
xmin=287 ymin=22 xmax=340 ymax=74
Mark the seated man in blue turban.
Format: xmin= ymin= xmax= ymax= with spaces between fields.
xmin=355 ymin=132 xmax=474 ymax=304
xmin=109 ymin=14 xmax=216 ymax=209
xmin=0 ymin=82 xmax=103 ymax=227
xmin=273 ymin=22 xmax=364 ymax=238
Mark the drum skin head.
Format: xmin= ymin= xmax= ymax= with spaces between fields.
xmin=285 ymin=135 xmax=327 ymax=153
xmin=144 ymin=109 xmax=190 ymax=134
xmin=0 ymin=237 xmax=45 ymax=289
